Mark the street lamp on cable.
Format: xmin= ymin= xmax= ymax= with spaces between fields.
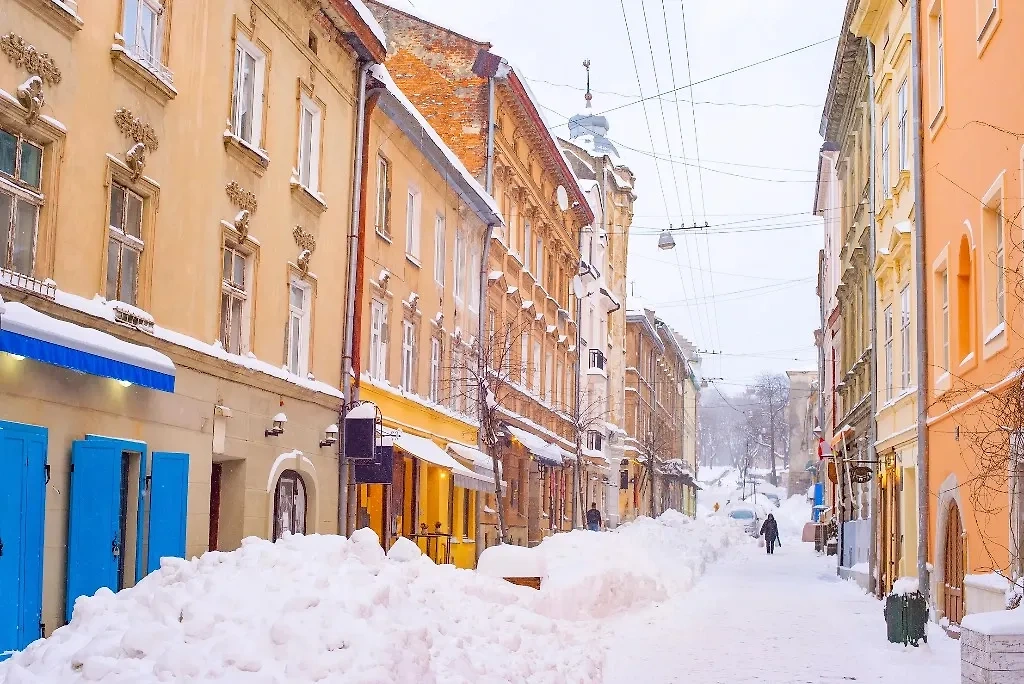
xmin=657 ymin=226 xmax=676 ymax=251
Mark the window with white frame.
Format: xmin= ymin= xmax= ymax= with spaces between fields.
xmin=555 ymin=361 xmax=564 ymax=409
xmin=434 ymin=214 xmax=445 ymax=285
xmin=286 ymin=280 xmax=311 ymax=376
xmin=983 ymin=190 xmax=1006 ymax=331
xmin=231 ymin=34 xmax=265 ymax=147
xmin=429 ymin=337 xmax=441 ymax=403
xmin=897 ymin=81 xmax=909 ymax=172
xmin=521 ymin=333 xmax=529 ymax=384
xmin=995 ymin=208 xmax=1006 ymax=326
xmin=535 ymin=236 xmax=543 ymax=285
xmin=405 ymin=189 xmax=421 ymax=259
xmin=297 ymin=95 xmax=321 ymax=192
xmin=900 ymin=285 xmax=911 ymax=389
xmin=934 ymin=11 xmax=945 ymax=112
xmin=881 ymin=115 xmax=891 ymax=198
xmin=122 ymin=0 xmax=168 ymax=76
xmin=369 ymin=299 xmax=388 ymax=380
xmin=454 ymin=231 xmax=466 ymax=300
xmin=544 ymin=351 xmax=553 ymax=403
xmin=221 ymin=245 xmax=249 ymax=355
xmin=375 ymin=155 xmax=391 ymax=238
xmin=941 ymin=269 xmax=950 ymax=370
xmin=0 ymin=127 xmax=43 ymax=276
xmin=468 ymin=246 xmax=480 ymax=311
xmin=533 ymin=340 xmax=541 ymax=392
xmin=884 ymin=304 xmax=893 ymax=399
xmin=524 ymin=220 xmax=532 ymax=271
xmin=401 ymin=320 xmax=416 ymax=392
xmin=107 ymin=181 xmax=144 ymax=305
xmin=587 ymin=430 xmax=603 ymax=452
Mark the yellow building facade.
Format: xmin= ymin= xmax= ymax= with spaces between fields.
xmin=0 ymin=0 xmax=386 ymax=646
xmin=851 ymin=0 xmax=920 ymax=595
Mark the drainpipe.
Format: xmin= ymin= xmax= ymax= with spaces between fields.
xmin=909 ymin=0 xmax=931 ymax=608
xmin=476 ymin=75 xmax=498 ymax=560
xmin=339 ymin=62 xmax=378 ymax=536
xmin=866 ymin=40 xmax=880 ymax=598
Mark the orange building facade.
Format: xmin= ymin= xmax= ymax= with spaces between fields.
xmin=920 ymin=0 xmax=1024 ymax=622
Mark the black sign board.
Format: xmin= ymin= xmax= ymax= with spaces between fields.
xmin=850 ymin=465 xmax=873 ymax=484
xmin=354 ymin=445 xmax=394 ymax=484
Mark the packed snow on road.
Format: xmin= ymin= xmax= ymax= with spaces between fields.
xmin=0 ymin=494 xmax=962 ymax=683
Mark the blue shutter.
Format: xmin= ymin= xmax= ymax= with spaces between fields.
xmin=0 ymin=420 xmax=47 ymax=656
xmin=146 ymin=452 xmax=189 ymax=575
xmin=66 ymin=440 xmax=122 ymax=622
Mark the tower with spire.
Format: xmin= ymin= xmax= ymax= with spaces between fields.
xmin=568 ymin=60 xmax=619 ymax=157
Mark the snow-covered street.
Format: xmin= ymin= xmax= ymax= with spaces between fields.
xmin=604 ymin=539 xmax=960 ymax=684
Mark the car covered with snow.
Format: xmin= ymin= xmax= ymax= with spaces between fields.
xmin=725 ymin=506 xmax=762 ymax=537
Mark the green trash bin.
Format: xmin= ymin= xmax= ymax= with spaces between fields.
xmin=884 ymin=591 xmax=928 ymax=647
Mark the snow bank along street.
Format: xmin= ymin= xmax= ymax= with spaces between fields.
xmin=0 ymin=514 xmax=745 ymax=683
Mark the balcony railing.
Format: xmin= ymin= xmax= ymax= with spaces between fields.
xmin=589 ymin=348 xmax=606 ymax=371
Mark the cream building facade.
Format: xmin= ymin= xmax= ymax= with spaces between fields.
xmin=851 ymin=0 xmax=920 ymax=596
xmin=0 ymin=0 xmax=385 ymax=645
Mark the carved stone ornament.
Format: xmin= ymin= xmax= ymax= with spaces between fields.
xmin=225 ymin=181 xmax=258 ymax=214
xmin=233 ymin=210 xmax=251 ymax=242
xmin=293 ymin=226 xmax=316 ymax=274
xmin=0 ymin=33 xmax=62 ymax=85
xmin=250 ymin=2 xmax=259 ymax=28
xmin=114 ymin=108 xmax=159 ymax=151
xmin=125 ymin=142 xmax=147 ymax=180
xmin=16 ymin=76 xmax=44 ymax=124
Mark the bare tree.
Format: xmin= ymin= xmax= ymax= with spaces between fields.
xmin=748 ymin=373 xmax=791 ymax=486
xmin=555 ymin=387 xmax=614 ymax=527
xmin=637 ymin=414 xmax=677 ymax=517
xmin=446 ymin=316 xmax=534 ymax=545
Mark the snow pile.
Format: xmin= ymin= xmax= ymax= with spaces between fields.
xmin=890 ymin=577 xmax=920 ymax=596
xmin=962 ymin=607 xmax=1024 ymax=636
xmin=0 ymin=530 xmax=601 ymax=684
xmin=530 ymin=511 xmax=748 ymax=621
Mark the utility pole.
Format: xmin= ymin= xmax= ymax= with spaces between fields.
xmin=768 ymin=392 xmax=778 ymax=487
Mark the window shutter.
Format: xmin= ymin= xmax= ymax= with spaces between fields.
xmin=146 ymin=452 xmax=190 ymax=575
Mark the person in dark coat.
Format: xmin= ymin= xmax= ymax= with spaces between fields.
xmin=760 ymin=513 xmax=779 ymax=554
xmin=586 ymin=503 xmax=602 ymax=531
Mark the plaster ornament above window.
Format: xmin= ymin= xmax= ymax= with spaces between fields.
xmin=0 ymin=33 xmax=62 ymax=85
xmin=225 ymin=181 xmax=258 ymax=214
xmin=114 ymin=108 xmax=159 ymax=151
xmin=16 ymin=76 xmax=44 ymax=124
xmin=233 ymin=210 xmax=251 ymax=241
xmin=125 ymin=141 xmax=147 ymax=180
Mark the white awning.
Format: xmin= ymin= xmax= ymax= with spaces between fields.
xmin=507 ymin=426 xmax=562 ymax=467
xmin=448 ymin=443 xmax=505 ymax=494
xmin=394 ymin=434 xmax=493 ymax=491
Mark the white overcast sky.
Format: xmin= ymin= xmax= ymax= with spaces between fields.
xmin=382 ymin=0 xmax=846 ymax=388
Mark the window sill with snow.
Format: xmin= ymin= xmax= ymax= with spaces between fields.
xmin=289 ymin=178 xmax=328 ymax=214
xmin=223 ymin=132 xmax=270 ymax=177
xmin=110 ymin=43 xmax=177 ymax=104
xmin=13 ymin=0 xmax=83 ymax=37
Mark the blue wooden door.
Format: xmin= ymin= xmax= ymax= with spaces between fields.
xmin=0 ymin=420 xmax=47 ymax=657
xmin=84 ymin=435 xmax=147 ymax=584
xmin=65 ymin=440 xmax=122 ymax=622
xmin=146 ymin=452 xmax=189 ymax=575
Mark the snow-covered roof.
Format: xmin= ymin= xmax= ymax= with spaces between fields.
xmin=370 ymin=65 xmax=502 ymax=226
xmin=349 ymin=0 xmax=387 ymax=48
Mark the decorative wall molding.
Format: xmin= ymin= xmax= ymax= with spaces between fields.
xmin=226 ymin=181 xmax=258 ymax=214
xmin=16 ymin=76 xmax=44 ymax=124
xmin=0 ymin=33 xmax=62 ymax=85
xmin=293 ymin=226 xmax=316 ymax=274
xmin=114 ymin=108 xmax=159 ymax=150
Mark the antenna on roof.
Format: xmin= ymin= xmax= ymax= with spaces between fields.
xmin=583 ymin=59 xmax=592 ymax=109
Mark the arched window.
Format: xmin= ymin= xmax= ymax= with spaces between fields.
xmin=957 ymin=236 xmax=973 ymax=361
xmin=273 ymin=469 xmax=307 ymax=541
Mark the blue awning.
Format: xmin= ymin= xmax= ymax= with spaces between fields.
xmin=0 ymin=300 xmax=175 ymax=392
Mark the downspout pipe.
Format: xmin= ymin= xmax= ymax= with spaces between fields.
xmin=866 ymin=40 xmax=880 ymax=598
xmin=476 ymin=74 xmax=498 ymax=560
xmin=339 ymin=62 xmax=377 ymax=536
xmin=910 ymin=0 xmax=931 ymax=608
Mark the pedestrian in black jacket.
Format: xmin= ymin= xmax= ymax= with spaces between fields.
xmin=760 ymin=514 xmax=779 ymax=555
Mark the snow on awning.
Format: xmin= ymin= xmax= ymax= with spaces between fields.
xmin=448 ymin=443 xmax=506 ymax=494
xmin=0 ymin=300 xmax=175 ymax=392
xmin=393 ymin=434 xmax=486 ymax=489
xmin=507 ymin=426 xmax=562 ymax=467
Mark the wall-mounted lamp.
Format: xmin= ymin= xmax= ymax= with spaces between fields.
xmin=320 ymin=423 xmax=338 ymax=447
xmin=266 ymin=412 xmax=287 ymax=437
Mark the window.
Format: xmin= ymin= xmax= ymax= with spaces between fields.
xmin=297 ymin=95 xmax=321 ymax=192
xmin=521 ymin=334 xmax=529 ymax=384
xmin=983 ymin=190 xmax=1006 ymax=332
xmin=935 ymin=12 xmax=945 ymax=111
xmin=429 ymin=338 xmax=441 ymax=403
xmin=405 ymin=189 xmax=421 ymax=259
xmin=462 ymin=490 xmax=472 ymax=540
xmin=535 ymin=236 xmax=543 ymax=284
xmin=533 ymin=341 xmax=541 ymax=392
xmin=369 ymin=299 xmax=388 ymax=380
xmin=508 ymin=201 xmax=518 ymax=256
xmin=454 ymin=232 xmax=466 ymax=300
xmin=897 ymin=81 xmax=909 ymax=172
xmin=221 ymin=245 xmax=249 ymax=355
xmin=995 ymin=210 xmax=1005 ymax=326
xmin=941 ymin=270 xmax=950 ymax=370
xmin=375 ymin=155 xmax=391 ymax=237
xmin=587 ymin=431 xmax=603 ymax=451
xmin=555 ymin=361 xmax=564 ymax=408
xmin=884 ymin=305 xmax=893 ymax=399
xmin=286 ymin=280 xmax=311 ymax=376
xmin=272 ymin=470 xmax=307 ymax=541
xmin=901 ymin=286 xmax=911 ymax=389
xmin=231 ymin=34 xmax=265 ymax=146
xmin=523 ymin=220 xmax=532 ymax=271
xmin=106 ymin=181 xmax=144 ymax=305
xmin=434 ymin=215 xmax=445 ymax=285
xmin=0 ymin=128 xmax=43 ymax=276
xmin=544 ymin=352 xmax=553 ymax=403
xmin=881 ymin=116 xmax=891 ymax=198
xmin=468 ymin=246 xmax=480 ymax=311
xmin=122 ymin=0 xmax=166 ymax=74
xmin=401 ymin=320 xmax=416 ymax=392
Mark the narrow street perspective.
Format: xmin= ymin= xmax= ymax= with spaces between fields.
xmin=3 ymin=0 xmax=1024 ymax=681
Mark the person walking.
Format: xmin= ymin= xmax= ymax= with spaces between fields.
xmin=586 ymin=502 xmax=602 ymax=531
xmin=760 ymin=513 xmax=779 ymax=555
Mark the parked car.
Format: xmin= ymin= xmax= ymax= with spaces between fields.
xmin=763 ymin=493 xmax=781 ymax=508
xmin=726 ymin=506 xmax=761 ymax=537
